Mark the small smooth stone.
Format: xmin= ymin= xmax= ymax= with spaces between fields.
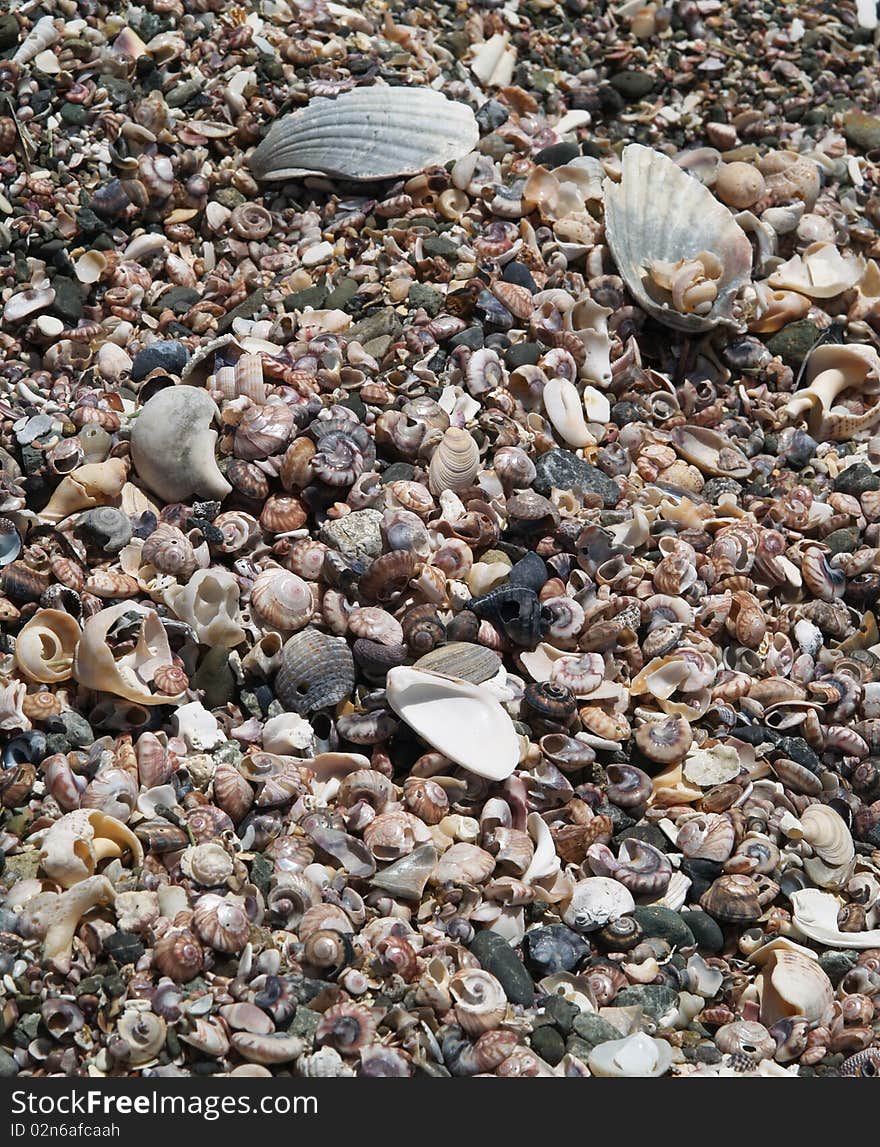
xmin=501 ymin=261 xmax=537 ymax=293
xmin=523 ymin=924 xmax=589 ymax=976
xmin=0 ymin=1049 xmax=18 ymax=1077
xmin=613 ymin=984 xmax=679 ymax=1020
xmin=191 ymin=647 xmax=236 ymax=708
xmin=571 ymin=1013 xmax=623 ymax=1049
xmin=694 ymin=1044 xmax=723 ymax=1065
xmin=408 ymin=284 xmax=444 ymax=316
xmin=469 ymin=930 xmax=535 ymax=1005
xmin=542 ymin=994 xmax=579 ymax=1035
xmin=818 ymin=950 xmax=857 ymax=986
xmin=530 ymin=1025 xmax=565 ymax=1066
xmin=616 ymin=824 xmax=671 ymax=853
xmin=50 ymin=277 xmax=84 ymax=323
xmin=533 ymin=449 xmax=621 ymax=507
xmin=679 ymin=910 xmax=724 ymax=953
xmin=609 ymin=70 xmax=655 ymax=100
xmin=844 ymin=109 xmax=880 ymax=151
xmin=834 ymin=463 xmax=880 ymax=496
xmin=504 ymin=342 xmax=542 ymax=369
xmin=448 ymin=326 xmax=485 ymax=351
xmin=476 ymin=99 xmax=509 ymax=131
xmin=104 ymin=932 xmax=145 ymax=964
xmin=284 ymin=283 xmax=328 ymax=312
xmin=825 ymin=527 xmax=861 ymax=555
xmin=288 ymin=1007 xmax=321 ymax=1040
xmin=380 ymin=462 xmax=415 ymax=484
xmin=320 ymin=509 xmax=384 ymax=560
xmin=131 ymin=339 xmax=190 ymax=383
xmin=631 ymin=907 xmax=696 ymax=949
xmin=421 ymin=235 xmax=459 ymax=259
xmin=766 ymin=320 xmax=821 ymax=364
xmin=534 ymin=141 xmax=580 ymax=168
xmin=348 ymin=308 xmax=403 ymax=343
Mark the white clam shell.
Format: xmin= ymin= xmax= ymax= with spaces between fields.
xmin=791 ymin=888 xmax=880 ymax=949
xmin=755 ymin=948 xmax=834 ymax=1027
xmin=604 ymin=144 xmax=753 ymax=332
xmin=250 ymin=86 xmax=479 ymax=182
xmin=385 ymin=666 xmax=519 ymax=781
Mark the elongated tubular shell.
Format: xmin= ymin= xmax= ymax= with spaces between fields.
xmin=603 ymin=144 xmax=753 ymax=332
xmin=249 ymin=86 xmax=480 ymax=182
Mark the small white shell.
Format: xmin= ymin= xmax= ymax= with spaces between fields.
xmin=588 ymin=1032 xmax=673 ymax=1078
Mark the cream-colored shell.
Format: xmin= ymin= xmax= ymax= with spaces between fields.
xmin=790 ymin=888 xmax=880 ymax=949
xmin=449 ymin=969 xmax=508 ymax=1035
xmin=17 ymin=875 xmax=116 ymax=966
xmin=563 ymin=877 xmax=635 ymax=931
xmin=164 ymin=567 xmax=245 ymax=647
xmin=800 ymin=804 xmax=855 ymax=889
xmin=755 ymin=948 xmax=834 ymax=1027
xmin=37 ymin=808 xmax=143 ymax=888
xmin=604 ymin=144 xmax=753 ymax=332
xmin=249 ymin=566 xmax=314 ymax=634
xmin=73 ymin=602 xmax=186 ymax=705
xmin=40 ymin=458 xmax=128 ymax=524
xmin=427 ymin=427 xmax=481 ymax=495
xmin=130 ymin=386 xmax=232 ymax=503
xmin=14 ymin=609 xmax=82 ymax=682
xmin=588 ymin=1032 xmax=673 ymax=1078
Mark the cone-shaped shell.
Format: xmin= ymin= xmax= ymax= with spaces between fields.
xmin=604 ymin=144 xmax=753 ymax=332
xmin=385 ymin=666 xmax=519 ymax=781
xmin=249 ymin=86 xmax=479 ymax=182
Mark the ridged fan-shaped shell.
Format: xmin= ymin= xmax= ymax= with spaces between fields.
xmin=250 ymin=86 xmax=480 ymax=182
xmin=604 ymin=144 xmax=753 ymax=332
xmin=276 ymin=627 xmax=355 ymax=714
xmin=427 ymin=427 xmax=481 ymax=495
xmin=413 ymin=641 xmax=502 ymax=684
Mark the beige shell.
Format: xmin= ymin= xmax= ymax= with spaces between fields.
xmin=38 ymin=808 xmax=143 ymax=888
xmin=800 ymin=804 xmax=855 ymax=889
xmin=17 ymin=875 xmax=116 ymax=965
xmin=117 ymin=1010 xmax=167 ymax=1065
xmin=249 ymin=86 xmax=479 ymax=182
xmin=670 ymin=426 xmax=751 ymax=479
xmin=73 ymin=602 xmax=187 ymax=705
xmin=755 ymin=948 xmax=834 ymax=1027
xmin=130 ymin=386 xmax=231 ymax=503
xmin=563 ymin=877 xmax=635 ymax=931
xmin=603 ymin=144 xmax=753 ymax=332
xmin=588 ymin=1032 xmax=673 ymax=1078
xmin=385 ymin=666 xmax=519 ymax=782
xmin=164 ymin=568 xmax=245 ymax=647
xmin=790 ymin=888 xmax=880 ymax=949
xmin=141 ymin=523 xmax=198 ymax=580
xmin=449 ymin=969 xmax=508 ymax=1035
xmin=14 ymin=609 xmax=81 ymax=683
xmin=250 ymin=566 xmax=314 ymax=634
xmin=40 ymin=459 xmax=128 ymax=524
xmin=428 ymin=427 xmax=481 ymax=495
xmin=785 ymin=344 xmax=880 ymax=441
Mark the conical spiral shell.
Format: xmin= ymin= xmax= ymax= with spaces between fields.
xmin=250 ymin=567 xmax=314 ymax=634
xmin=604 ymin=144 xmax=753 ymax=332
xmin=428 ymin=427 xmax=480 ymax=495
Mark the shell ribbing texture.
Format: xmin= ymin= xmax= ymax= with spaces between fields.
xmin=249 ymin=86 xmax=480 ymax=182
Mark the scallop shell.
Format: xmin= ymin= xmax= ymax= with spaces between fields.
xmin=275 ymin=627 xmax=355 ymax=714
xmin=250 ymin=567 xmax=314 ymax=634
xmin=428 ymin=427 xmax=481 ymax=496
xmin=413 ymin=641 xmax=502 ymax=684
xmin=603 ymin=144 xmax=753 ymax=332
xmin=385 ymin=666 xmax=519 ymax=781
xmin=249 ymin=86 xmax=480 ymax=182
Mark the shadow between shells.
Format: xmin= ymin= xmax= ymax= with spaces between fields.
xmin=2 ymin=0 xmax=880 ymax=1081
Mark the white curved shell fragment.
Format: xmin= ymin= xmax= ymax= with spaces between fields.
xmin=385 ymin=666 xmax=519 ymax=781
xmin=249 ymin=86 xmax=480 ymax=182
xmin=603 ymin=144 xmax=754 ymax=332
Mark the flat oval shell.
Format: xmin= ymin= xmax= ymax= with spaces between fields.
xmin=414 ymin=641 xmax=502 ymax=684
xmin=250 ymin=87 xmax=480 ymax=182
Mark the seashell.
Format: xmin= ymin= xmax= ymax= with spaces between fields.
xmin=603 ymin=144 xmax=753 ymax=332
xmin=785 ymin=344 xmax=880 ymax=442
xmin=755 ymin=948 xmax=834 ymax=1028
xmin=14 ymin=609 xmax=81 ymax=683
xmin=235 ymin=402 xmax=294 ymax=461
xmin=385 ymin=666 xmax=519 ymax=782
xmin=153 ymin=926 xmax=205 ymax=983
xmin=130 ymin=386 xmax=231 ymax=503
xmin=73 ymin=602 xmax=187 ymax=704
xmin=431 ymin=842 xmax=495 ymax=885
xmin=449 ymin=969 xmax=508 ymax=1035
xmin=700 ymin=874 xmax=762 ymax=923
xmin=799 ymin=804 xmax=855 ymax=890
xmin=790 ymin=888 xmax=880 ymax=949
xmin=428 ymin=427 xmax=481 ymax=495
xmin=41 ymin=459 xmax=128 ymax=524
xmin=469 ymin=585 xmax=545 ymax=647
xmin=587 ymin=839 xmax=672 ymax=896
xmin=676 ymin=813 xmax=736 ymax=862
xmin=18 ymin=875 xmax=116 ymax=966
xmin=192 ymin=893 xmax=250 ymax=953
xmin=0 ymin=518 xmax=23 ymax=566
xmin=588 ymin=1032 xmax=673 ymax=1078
xmin=141 ymin=523 xmax=197 ymax=580
xmin=250 ymin=566 xmax=314 ymax=634
xmin=370 ymin=843 xmax=438 ymax=900
xmin=115 ymin=1011 xmax=167 ymax=1066
xmin=275 ymin=627 xmax=355 ymax=714
xmin=311 ymin=419 xmax=375 ymax=488
xmin=635 ymin=715 xmax=692 ymax=763
xmin=670 ymin=426 xmax=751 ymax=479
xmin=164 ymin=568 xmax=245 ymax=647
xmin=563 ymin=877 xmax=635 ymax=932
xmin=261 ymin=495 xmax=307 ymax=534
xmin=38 ymin=808 xmax=143 ymax=888
xmin=250 ymin=86 xmax=479 ymax=182
xmin=180 ymin=842 xmax=234 ymax=886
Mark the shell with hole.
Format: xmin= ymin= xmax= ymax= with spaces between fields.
xmin=385 ymin=666 xmax=520 ymax=782
xmin=36 ymin=808 xmax=143 ymax=888
xmin=72 ymin=602 xmax=187 ymax=705
xmin=603 ymin=144 xmax=753 ymax=332
xmin=249 ymin=86 xmax=479 ymax=182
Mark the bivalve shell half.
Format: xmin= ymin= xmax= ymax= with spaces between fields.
xmin=755 ymin=948 xmax=834 ymax=1027
xmin=604 ymin=144 xmax=753 ymax=332
xmin=385 ymin=666 xmax=519 ymax=781
xmin=249 ymin=86 xmax=479 ymax=182
xmin=428 ymin=427 xmax=481 ymax=495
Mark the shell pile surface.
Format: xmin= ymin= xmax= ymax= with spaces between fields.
xmin=249 ymin=86 xmax=480 ymax=182
xmin=604 ymin=144 xmax=754 ymax=332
